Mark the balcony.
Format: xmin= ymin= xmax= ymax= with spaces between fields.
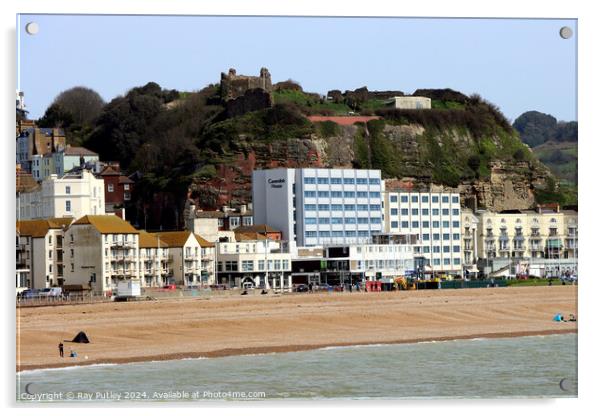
xmin=110 ymin=240 xmax=136 ymax=248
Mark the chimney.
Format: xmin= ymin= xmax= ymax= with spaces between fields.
xmin=239 ymin=205 xmax=247 ymax=215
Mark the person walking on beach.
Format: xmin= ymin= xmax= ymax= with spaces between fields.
xmin=58 ymin=342 xmax=64 ymax=358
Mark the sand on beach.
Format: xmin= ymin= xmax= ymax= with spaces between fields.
xmin=16 ymin=286 xmax=577 ymax=371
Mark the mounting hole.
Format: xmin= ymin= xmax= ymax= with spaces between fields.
xmin=559 ymin=26 xmax=573 ymax=39
xmin=25 ymin=22 xmax=39 ymax=35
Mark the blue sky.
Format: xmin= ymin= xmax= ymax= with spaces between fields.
xmin=17 ymin=14 xmax=577 ymax=122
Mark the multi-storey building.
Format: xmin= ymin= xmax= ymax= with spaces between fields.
xmin=32 ymin=146 xmax=99 ymax=181
xmin=216 ymin=232 xmax=292 ymax=290
xmin=253 ymin=168 xmax=384 ymax=247
xmin=474 ymin=204 xmax=578 ymax=277
xmin=461 ymin=208 xmax=479 ymax=275
xmin=155 ymin=231 xmax=215 ymax=287
xmin=63 ymin=215 xmax=140 ymax=295
xmin=16 ymin=218 xmax=72 ymax=289
xmin=138 ymin=231 xmax=171 ymax=287
xmin=17 ymin=170 xmax=105 ymax=220
xmin=98 ymin=163 xmax=135 ymax=213
xmin=383 ymin=191 xmax=463 ymax=274
xmin=16 ymin=127 xmax=66 ymax=172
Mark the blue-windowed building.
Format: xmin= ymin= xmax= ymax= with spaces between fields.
xmin=252 ymin=168 xmax=384 ymax=247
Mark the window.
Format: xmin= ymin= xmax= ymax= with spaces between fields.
xmin=331 ymin=204 xmax=343 ymax=211
xmin=369 ymin=204 xmax=380 ymax=211
xmin=356 ymin=191 xmax=368 ymax=198
xmin=401 ymin=221 xmax=409 ymax=228
xmin=124 ymin=192 xmax=131 ymax=201
xmin=357 ymin=230 xmax=370 ymax=237
xmin=343 ymin=178 xmax=355 ymax=185
xmin=65 ymin=200 xmax=71 ymax=212
xmin=433 ymin=259 xmax=441 ymax=266
xmin=369 ymin=178 xmax=380 ymax=184
xmin=391 ymin=221 xmax=399 ymax=228
xmin=390 ymin=195 xmax=398 ymax=203
xmin=331 ymin=191 xmax=342 ymax=198
xmin=422 ymin=234 xmax=430 ymax=241
xmin=443 ymin=258 xmax=451 ymax=265
xmin=370 ymin=218 xmax=380 ymax=224
xmin=442 ymin=196 xmax=449 ymax=203
xmin=332 ymin=231 xmax=344 ymax=237
xmin=330 ymin=177 xmax=342 ymax=184
xmin=65 ymin=186 xmax=71 ymax=195
xmin=225 ymin=261 xmax=238 ymax=271
xmin=124 ymin=184 xmax=130 ymax=191
xmin=453 ymin=258 xmax=461 ymax=265
xmin=319 ymin=218 xmax=330 ymax=224
xmin=305 ymin=231 xmax=317 ymax=238
xmin=356 ymin=178 xmax=368 ymax=185
xmin=344 ymin=191 xmax=355 ymax=198
xmin=305 ymin=217 xmax=317 ymax=225
xmin=243 ymin=216 xmax=253 ymax=226
xmin=48 ymin=250 xmax=52 ymax=259
xmin=421 ymin=221 xmax=429 ymax=228
xmin=443 ymin=246 xmax=450 ymax=253
xmin=401 ymin=195 xmax=409 ymax=203
xmin=357 ymin=204 xmax=369 ymax=211
xmin=443 ymin=233 xmax=450 ymax=240
xmin=331 ymin=217 xmax=343 ymax=224
xmin=442 ymin=221 xmax=450 ymax=228
xmin=432 ymin=196 xmax=439 ymax=203
xmin=411 ymin=195 xmax=419 ymax=203
xmin=452 ymin=221 xmax=460 ymax=228
xmin=369 ymin=192 xmax=380 ymax=198
xmin=70 ymin=249 xmax=74 ymax=258
xmin=319 ymin=231 xmax=331 ymax=237
xmin=357 ymin=218 xmax=369 ymax=224
xmin=422 ymin=209 xmax=429 ymax=216
xmin=229 ymin=217 xmax=240 ymax=228
xmin=452 ymin=196 xmax=459 ymax=204
xmin=345 ymin=217 xmax=356 ymax=224
xmin=304 ymin=191 xmax=316 ymax=198
xmin=433 ymin=233 xmax=440 ymax=241
xmin=317 ymin=204 xmax=329 ymax=211
xmin=442 ymin=209 xmax=449 ymax=216
xmin=48 ymin=235 xmax=52 ymax=244
xmin=421 ymin=196 xmax=428 ymax=203
xmin=453 ymin=246 xmax=461 ymax=253
xmin=432 ymin=221 xmax=440 ymax=228
xmin=433 ymin=246 xmax=441 ymax=253
xmin=453 ymin=233 xmax=460 ymax=240
xmin=304 ymin=204 xmax=316 ymax=211
xmin=344 ymin=204 xmax=355 ymax=211
xmin=391 ymin=208 xmax=398 ymax=216
xmin=317 ymin=177 xmax=329 ymax=184
xmin=318 ymin=191 xmax=329 ymax=198
xmin=411 ymin=208 xmax=419 ymax=215
xmin=401 ymin=208 xmax=409 ymax=216
xmin=432 ymin=209 xmax=439 ymax=216
xmin=241 ymin=260 xmax=254 ymax=272
xmin=108 ymin=184 xmax=114 ymax=192
xmin=345 ymin=230 xmax=356 ymax=237
xmin=411 ymin=221 xmax=419 ymax=228
xmin=423 ymin=246 xmax=430 ymax=254
xmin=304 ymin=177 xmax=316 ymax=184
xmin=70 ymin=263 xmax=74 ymax=272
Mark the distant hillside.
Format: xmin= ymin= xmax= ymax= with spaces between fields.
xmin=513 ymin=110 xmax=578 ymax=186
xmin=37 ymin=78 xmax=572 ymax=229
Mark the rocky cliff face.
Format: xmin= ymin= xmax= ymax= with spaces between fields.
xmin=187 ymin=122 xmax=552 ymax=212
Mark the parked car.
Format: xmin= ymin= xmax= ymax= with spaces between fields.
xmin=161 ymin=284 xmax=177 ymax=291
xmin=18 ymin=289 xmax=40 ymax=299
xmin=39 ymin=287 xmax=63 ymax=298
xmin=294 ymin=284 xmax=309 ymax=293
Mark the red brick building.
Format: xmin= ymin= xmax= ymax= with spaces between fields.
xmin=98 ymin=163 xmax=135 ymax=213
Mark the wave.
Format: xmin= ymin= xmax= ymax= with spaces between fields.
xmin=17 ymin=362 xmax=119 ymax=375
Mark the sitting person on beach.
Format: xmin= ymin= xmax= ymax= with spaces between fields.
xmin=69 ymin=350 xmax=77 ymax=358
xmin=568 ymin=314 xmax=577 ymax=322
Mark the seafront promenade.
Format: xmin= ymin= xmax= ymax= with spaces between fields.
xmin=16 ymin=285 xmax=577 ymax=372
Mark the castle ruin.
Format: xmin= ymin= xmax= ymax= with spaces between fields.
xmin=220 ymin=67 xmax=273 ymax=101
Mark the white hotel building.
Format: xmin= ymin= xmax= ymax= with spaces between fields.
xmin=253 ymin=168 xmax=384 ymax=247
xmin=383 ymin=191 xmax=463 ymax=274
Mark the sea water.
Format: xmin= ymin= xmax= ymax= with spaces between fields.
xmin=17 ymin=333 xmax=577 ymax=401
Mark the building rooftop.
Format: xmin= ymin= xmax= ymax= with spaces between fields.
xmin=234 ymin=224 xmax=279 ymax=234
xmin=195 ymin=211 xmax=226 ymax=219
xmin=155 ymin=231 xmax=214 ymax=248
xmin=234 ymin=232 xmax=268 ymax=241
xmin=72 ymin=215 xmax=139 ymax=234
xmin=16 ymin=218 xmax=72 ymax=238
xmin=138 ymin=230 xmax=169 ymax=248
xmin=62 ymin=146 xmax=98 ymax=156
